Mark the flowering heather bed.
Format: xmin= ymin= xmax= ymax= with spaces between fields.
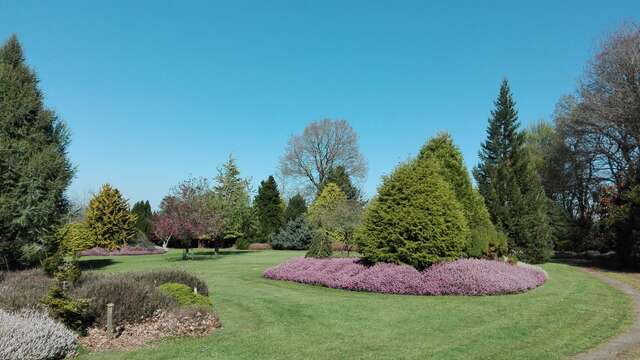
xmin=80 ymin=246 xmax=167 ymax=256
xmin=263 ymin=257 xmax=547 ymax=296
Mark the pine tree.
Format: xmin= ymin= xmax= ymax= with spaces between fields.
xmin=318 ymin=165 xmax=361 ymax=201
xmin=254 ymin=176 xmax=284 ymax=240
xmin=131 ymin=200 xmax=152 ymax=236
xmin=86 ymin=184 xmax=137 ymax=250
xmin=474 ymin=80 xmax=552 ymax=263
xmin=0 ymin=35 xmax=74 ymax=269
xmin=284 ymin=194 xmax=307 ymax=223
xmin=418 ymin=133 xmax=506 ymax=257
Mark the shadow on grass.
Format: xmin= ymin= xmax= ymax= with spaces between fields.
xmin=166 ymin=249 xmax=253 ymax=262
xmin=78 ymin=258 xmax=118 ymax=270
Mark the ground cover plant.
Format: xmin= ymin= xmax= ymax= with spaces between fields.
xmin=0 ymin=309 xmax=77 ymax=360
xmin=71 ymin=250 xmax=631 ymax=360
xmin=263 ymin=257 xmax=547 ymax=295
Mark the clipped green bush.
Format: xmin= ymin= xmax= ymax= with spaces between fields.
xmin=356 ymin=157 xmax=469 ymax=269
xmin=418 ymin=133 xmax=506 ymax=258
xmin=159 ymin=283 xmax=212 ymax=307
xmin=272 ymin=217 xmax=314 ymax=250
xmin=130 ymin=270 xmax=209 ymax=296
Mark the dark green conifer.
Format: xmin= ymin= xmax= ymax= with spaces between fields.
xmin=254 ymin=176 xmax=284 ymax=240
xmin=0 ymin=35 xmax=74 ymax=269
xmin=474 ymin=80 xmax=552 ymax=263
xmin=283 ymin=194 xmax=307 ymax=223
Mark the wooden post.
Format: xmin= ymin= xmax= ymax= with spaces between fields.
xmin=193 ymin=287 xmax=198 ymax=294
xmin=61 ymin=280 xmax=68 ymax=292
xmin=106 ymin=303 xmax=114 ymax=339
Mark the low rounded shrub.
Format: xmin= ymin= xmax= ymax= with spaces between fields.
xmin=248 ymin=243 xmax=271 ymax=250
xmin=0 ymin=309 xmax=77 ymax=360
xmin=0 ymin=269 xmax=53 ymax=310
xmin=356 ymin=158 xmax=469 ymax=269
xmin=72 ymin=275 xmax=177 ymax=326
xmin=264 ymin=257 xmax=547 ymax=296
xmin=159 ymin=283 xmax=212 ymax=307
xmin=272 ymin=217 xmax=314 ymax=250
xmin=130 ymin=270 xmax=209 ymax=296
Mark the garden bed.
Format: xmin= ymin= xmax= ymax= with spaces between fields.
xmin=79 ymin=246 xmax=167 ymax=256
xmin=263 ymin=257 xmax=547 ymax=296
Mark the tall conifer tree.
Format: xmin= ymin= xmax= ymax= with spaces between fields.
xmin=474 ymin=80 xmax=552 ymax=263
xmin=254 ymin=176 xmax=284 ymax=240
xmin=0 ymin=35 xmax=73 ymax=268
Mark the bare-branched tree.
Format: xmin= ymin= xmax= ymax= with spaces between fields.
xmin=280 ymin=119 xmax=367 ymax=193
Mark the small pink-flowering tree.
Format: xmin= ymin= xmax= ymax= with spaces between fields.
xmin=155 ymin=178 xmax=225 ymax=258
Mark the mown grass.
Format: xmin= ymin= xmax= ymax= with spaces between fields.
xmin=76 ymin=250 xmax=631 ymax=360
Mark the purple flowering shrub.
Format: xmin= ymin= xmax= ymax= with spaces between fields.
xmin=79 ymin=246 xmax=167 ymax=256
xmin=263 ymin=257 xmax=547 ymax=296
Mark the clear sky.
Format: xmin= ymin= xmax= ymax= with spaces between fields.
xmin=1 ymin=1 xmax=638 ymax=207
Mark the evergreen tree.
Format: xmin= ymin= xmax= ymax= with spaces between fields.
xmin=131 ymin=200 xmax=152 ymax=237
xmin=318 ymin=165 xmax=360 ymax=201
xmin=254 ymin=176 xmax=284 ymax=240
xmin=357 ymin=158 xmax=469 ymax=269
xmin=86 ymin=184 xmax=137 ymax=250
xmin=283 ymin=194 xmax=307 ymax=223
xmin=213 ymin=155 xmax=251 ymax=243
xmin=0 ymin=35 xmax=74 ymax=269
xmin=474 ymin=80 xmax=552 ymax=263
xmin=419 ymin=133 xmax=506 ymax=257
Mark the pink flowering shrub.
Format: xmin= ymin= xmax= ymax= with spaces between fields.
xmin=263 ymin=257 xmax=547 ymax=296
xmin=79 ymin=246 xmax=167 ymax=256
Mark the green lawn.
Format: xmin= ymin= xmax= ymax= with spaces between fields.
xmin=76 ymin=250 xmax=631 ymax=360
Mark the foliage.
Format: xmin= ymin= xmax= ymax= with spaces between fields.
xmin=235 ymin=237 xmax=250 ymax=250
xmin=272 ymin=217 xmax=314 ymax=250
xmin=86 ymin=184 xmax=137 ymax=250
xmin=159 ymin=283 xmax=212 ymax=307
xmin=131 ymin=200 xmax=153 ymax=236
xmin=318 ymin=165 xmax=361 ymax=201
xmin=264 ymin=257 xmax=546 ymax=295
xmin=58 ymin=222 xmax=96 ymax=255
xmin=418 ymin=133 xmax=505 ymax=258
xmin=283 ymin=194 xmax=307 ymax=223
xmin=79 ymin=246 xmax=166 ymax=256
xmin=307 ymin=183 xmax=346 ymax=230
xmin=0 ymin=309 xmax=77 ymax=360
xmin=212 ymin=155 xmax=252 ymax=239
xmin=43 ymin=252 xmax=64 ymax=275
xmin=280 ymin=119 xmax=367 ymax=193
xmin=357 ymin=158 xmax=469 ymax=269
xmin=305 ymin=229 xmax=333 ymax=258
xmin=254 ymin=176 xmax=284 ymax=239
xmin=72 ymin=275 xmax=177 ymax=326
xmin=53 ymin=257 xmax=82 ymax=284
xmin=0 ymin=268 xmax=53 ymax=310
xmin=41 ymin=286 xmax=90 ymax=333
xmin=155 ymin=178 xmax=224 ymax=254
xmin=474 ymin=80 xmax=552 ymax=263
xmin=130 ymin=269 xmax=209 ymax=296
xmin=0 ymin=35 xmax=74 ymax=269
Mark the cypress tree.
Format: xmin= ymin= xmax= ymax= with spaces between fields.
xmin=254 ymin=176 xmax=284 ymax=240
xmin=474 ymin=80 xmax=552 ymax=263
xmin=284 ymin=194 xmax=307 ymax=223
xmin=357 ymin=158 xmax=469 ymax=269
xmin=418 ymin=133 xmax=506 ymax=257
xmin=0 ymin=35 xmax=73 ymax=269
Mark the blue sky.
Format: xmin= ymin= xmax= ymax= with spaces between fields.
xmin=1 ymin=1 xmax=638 ymax=207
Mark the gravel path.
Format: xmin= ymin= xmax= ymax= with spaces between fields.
xmin=571 ymin=269 xmax=640 ymax=360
